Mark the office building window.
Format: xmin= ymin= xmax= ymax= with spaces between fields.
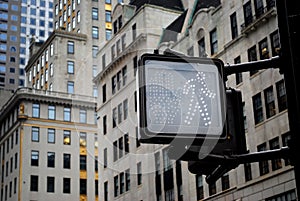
xmin=105 ymin=11 xmax=111 ymax=22
xmin=117 ymin=71 xmax=121 ymax=90
xmin=234 ymin=56 xmax=242 ymax=85
xmin=230 ymin=12 xmax=238 ymax=39
xmin=92 ymin=46 xmax=98 ymax=58
xmin=92 ymin=26 xmax=99 ymax=39
xmin=67 ymin=61 xmax=74 ymax=74
xmin=47 ymin=129 xmax=55 ymax=143
xmin=196 ymin=175 xmax=204 ymax=200
xmin=221 ymin=173 xmax=230 ymax=191
xmin=259 ymin=38 xmax=269 ymax=59
xmin=276 ymin=80 xmax=287 ymax=112
xmin=104 ymin=148 xmax=107 ymax=168
xmin=50 ymin=44 xmax=54 ymax=56
xmin=63 ymin=153 xmax=71 ymax=169
xmin=14 ymin=153 xmax=18 ymax=169
xmin=80 ymin=155 xmax=87 ymax=170
xmin=269 ymin=137 xmax=282 ymax=170
xmin=270 ymin=30 xmax=280 ymax=56
xmin=106 ymin=29 xmax=112 ymax=40
xmin=254 ymin=0 xmax=264 ymax=18
xmin=187 ymin=46 xmax=194 ymax=56
xmin=165 ymin=189 xmax=174 ymax=201
xmin=103 ymin=115 xmax=107 ymax=134
xmin=118 ymin=137 xmax=123 ymax=158
xmin=31 ymin=151 xmax=39 ymax=166
xmin=67 ymin=81 xmax=74 ymax=94
xmin=266 ymin=190 xmax=296 ymax=201
xmin=112 ymin=108 xmax=117 ymax=128
xmin=30 ymin=175 xmax=38 ymax=192
xmin=118 ymin=103 xmax=122 ymax=124
xmin=124 ymin=134 xmax=129 ymax=154
xmin=93 ymin=86 xmax=98 ymax=97
xmin=154 ymin=152 xmax=160 ymax=175
xmin=253 ymin=93 xmax=264 ymax=124
xmin=32 ymin=127 xmax=39 ymax=142
xmin=132 ymin=23 xmax=136 ymax=40
xmin=120 ymin=172 xmax=125 ymax=195
xmin=122 ymin=66 xmax=127 ymax=86
xmin=32 ymin=103 xmax=40 ymax=118
xmin=243 ymin=102 xmax=248 ymax=132
xmin=282 ymin=133 xmax=291 ymax=165
xmin=92 ymin=8 xmax=98 ymax=20
xmin=50 ymin=63 xmax=54 ymax=77
xmin=104 ymin=181 xmax=108 ymax=201
xmin=198 ymin=38 xmax=206 ymax=57
xmin=76 ymin=11 xmax=80 ymax=23
xmin=136 ymin=126 xmax=140 ymax=147
xmin=133 ymin=56 xmax=138 ymax=76
xmin=67 ymin=41 xmax=74 ymax=54
xmin=243 ymin=1 xmax=253 ymax=27
xmin=112 ymin=75 xmax=116 ymax=94
xmin=248 ymin=45 xmax=258 ymax=76
xmin=114 ymin=175 xmax=119 ymax=197
xmin=47 ymin=152 xmax=55 ymax=168
xmin=64 ymin=130 xmax=71 ymax=145
xmin=80 ymin=132 xmax=86 ymax=147
xmin=210 ymin=28 xmax=218 ymax=55
xmin=137 ymin=162 xmax=142 ymax=185
xmin=125 ymin=169 xmax=130 ymax=191
xmin=64 ymin=107 xmax=71 ymax=121
xmin=244 ymin=163 xmax=252 ymax=181
xmin=47 ymin=177 xmax=55 ymax=193
xmin=80 ymin=109 xmax=87 ymax=123
xmin=258 ymin=143 xmax=269 ymax=175
xmin=80 ymin=179 xmax=87 ymax=195
xmin=163 ymin=149 xmax=171 ymax=171
xmin=95 ymin=156 xmax=98 ymax=172
xmin=113 ymin=140 xmax=118 ymax=162
xmin=209 ymin=182 xmax=216 ymax=196
xmin=14 ymin=177 xmax=17 ymax=194
xmin=95 ymin=180 xmax=99 ymax=196
xmin=102 ymin=84 xmax=107 ymax=103
xmin=63 ymin=178 xmax=71 ymax=193
xmin=264 ymin=86 xmax=276 ymax=118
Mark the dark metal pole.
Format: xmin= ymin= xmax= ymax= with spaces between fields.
xmin=224 ymin=56 xmax=280 ymax=76
xmin=276 ymin=0 xmax=300 ymax=194
xmin=205 ymin=147 xmax=290 ymax=184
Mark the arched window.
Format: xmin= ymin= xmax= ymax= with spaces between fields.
xmin=10 ymin=46 xmax=17 ymax=52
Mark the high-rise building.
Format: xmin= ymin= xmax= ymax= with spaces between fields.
xmin=1 ymin=1 xmax=133 ymax=201
xmin=19 ymin=0 xmax=54 ymax=87
xmin=95 ymin=0 xmax=297 ymax=200
xmin=1 ymin=0 xmax=298 ymax=200
xmin=94 ymin=1 xmax=188 ymax=201
xmin=0 ymin=88 xmax=97 ymax=201
xmin=0 ymin=0 xmax=53 ymax=90
xmin=159 ymin=0 xmax=296 ymax=200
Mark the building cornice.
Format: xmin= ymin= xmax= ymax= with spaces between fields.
xmin=93 ymin=33 xmax=146 ymax=84
xmin=0 ymin=88 xmax=96 ymax=121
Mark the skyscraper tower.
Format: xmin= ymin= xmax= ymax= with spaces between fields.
xmin=0 ymin=0 xmax=53 ymax=90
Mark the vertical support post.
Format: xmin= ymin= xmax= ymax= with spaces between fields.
xmin=276 ymin=0 xmax=300 ymax=194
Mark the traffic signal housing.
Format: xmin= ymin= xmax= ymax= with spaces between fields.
xmin=138 ymin=53 xmax=226 ymax=144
